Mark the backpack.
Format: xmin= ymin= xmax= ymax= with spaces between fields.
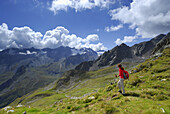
xmin=123 ymin=71 xmax=129 ymax=79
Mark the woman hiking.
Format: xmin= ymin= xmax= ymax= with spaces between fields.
xmin=116 ymin=64 xmax=129 ymax=95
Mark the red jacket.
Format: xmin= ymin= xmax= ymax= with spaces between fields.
xmin=119 ymin=68 xmax=129 ymax=79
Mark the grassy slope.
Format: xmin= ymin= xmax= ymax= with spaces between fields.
xmin=0 ymin=64 xmax=60 ymax=108
xmin=1 ymin=48 xmax=170 ymax=114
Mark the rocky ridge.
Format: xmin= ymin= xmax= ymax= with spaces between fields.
xmin=76 ymin=33 xmax=169 ymax=71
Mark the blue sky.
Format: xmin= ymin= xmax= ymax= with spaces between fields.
xmin=0 ymin=0 xmax=170 ymax=51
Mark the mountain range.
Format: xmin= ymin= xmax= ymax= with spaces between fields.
xmin=75 ymin=33 xmax=170 ymax=71
xmin=53 ymin=32 xmax=170 ymax=91
xmin=2 ymin=32 xmax=169 ymax=114
xmin=0 ymin=32 xmax=170 ymax=108
xmin=0 ymin=46 xmax=98 ymax=108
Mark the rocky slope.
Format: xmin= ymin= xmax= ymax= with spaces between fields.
xmin=76 ymin=33 xmax=168 ymax=71
xmin=152 ymin=32 xmax=170 ymax=54
xmin=0 ymin=46 xmax=98 ymax=108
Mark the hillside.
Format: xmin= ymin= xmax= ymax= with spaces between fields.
xmin=0 ymin=46 xmax=98 ymax=108
xmin=0 ymin=33 xmax=168 ymax=109
xmin=1 ymin=47 xmax=169 ymax=114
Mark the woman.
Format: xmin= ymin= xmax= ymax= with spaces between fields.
xmin=116 ymin=64 xmax=128 ymax=95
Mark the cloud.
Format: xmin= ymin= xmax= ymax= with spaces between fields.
xmin=49 ymin=0 xmax=115 ymax=14
xmin=0 ymin=23 xmax=107 ymax=51
xmin=42 ymin=27 xmax=106 ymax=51
xmin=82 ymin=42 xmax=107 ymax=51
xmin=115 ymin=35 xmax=136 ymax=45
xmin=90 ymin=43 xmax=106 ymax=51
xmin=0 ymin=23 xmax=42 ymax=49
xmin=105 ymin=24 xmax=123 ymax=32
xmin=109 ymin=0 xmax=170 ymax=38
xmin=86 ymin=34 xmax=99 ymax=42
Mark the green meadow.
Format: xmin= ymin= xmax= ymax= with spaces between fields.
xmin=1 ymin=48 xmax=170 ymax=114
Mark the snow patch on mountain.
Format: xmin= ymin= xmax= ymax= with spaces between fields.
xmin=19 ymin=50 xmax=37 ymax=55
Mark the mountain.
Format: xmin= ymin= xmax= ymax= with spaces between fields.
xmin=5 ymin=45 xmax=170 ymax=114
xmin=0 ymin=46 xmax=98 ymax=74
xmin=0 ymin=46 xmax=98 ymax=108
xmin=0 ymin=32 xmax=169 ymax=109
xmin=152 ymin=32 xmax=170 ymax=54
xmin=50 ymin=33 xmax=170 ymax=94
xmin=131 ymin=34 xmax=166 ymax=57
xmin=76 ymin=33 xmax=168 ymax=71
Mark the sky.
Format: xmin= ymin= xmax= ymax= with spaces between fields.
xmin=0 ymin=0 xmax=170 ymax=51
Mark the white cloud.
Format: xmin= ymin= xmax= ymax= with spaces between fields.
xmin=109 ymin=0 xmax=170 ymax=38
xmin=115 ymin=35 xmax=136 ymax=45
xmin=42 ymin=27 xmax=105 ymax=51
xmin=49 ymin=0 xmax=72 ymax=13
xmin=49 ymin=0 xmax=115 ymax=14
xmin=115 ymin=38 xmax=122 ymax=45
xmin=83 ymin=42 xmax=107 ymax=51
xmin=0 ymin=23 xmax=107 ymax=51
xmin=105 ymin=24 xmax=123 ymax=32
xmin=86 ymin=34 xmax=99 ymax=42
xmin=0 ymin=23 xmax=11 ymax=49
xmin=0 ymin=23 xmax=42 ymax=49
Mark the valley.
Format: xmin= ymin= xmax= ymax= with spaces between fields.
xmin=0 ymin=32 xmax=170 ymax=113
xmin=2 ymin=47 xmax=169 ymax=114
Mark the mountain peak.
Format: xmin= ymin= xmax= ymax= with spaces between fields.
xmin=119 ymin=43 xmax=128 ymax=47
xmin=153 ymin=34 xmax=165 ymax=40
xmin=167 ymin=32 xmax=170 ymax=36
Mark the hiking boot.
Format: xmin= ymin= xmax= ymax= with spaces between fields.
xmin=118 ymin=90 xmax=122 ymax=93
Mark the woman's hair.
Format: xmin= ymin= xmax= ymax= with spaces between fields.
xmin=118 ymin=64 xmax=124 ymax=70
